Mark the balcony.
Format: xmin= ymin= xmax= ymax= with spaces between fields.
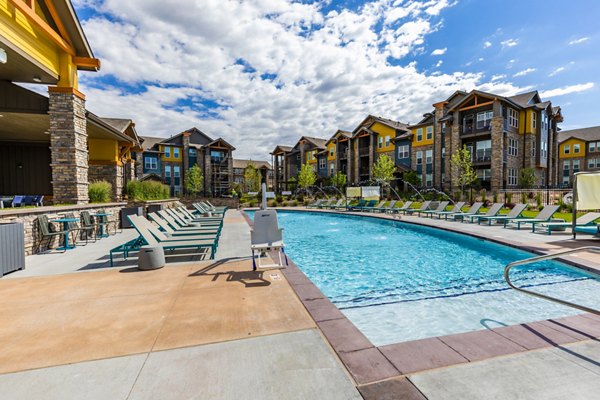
xmin=211 ymin=156 xmax=229 ymax=165
xmin=473 ymin=149 xmax=492 ymax=164
xmin=339 ymin=151 xmax=348 ymax=160
xmin=461 ymin=124 xmax=491 ymax=136
xmin=359 ymin=147 xmax=370 ymax=157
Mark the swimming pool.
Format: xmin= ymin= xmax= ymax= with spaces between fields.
xmin=247 ymin=210 xmax=600 ymax=346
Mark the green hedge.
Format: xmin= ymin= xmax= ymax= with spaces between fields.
xmin=89 ymin=180 xmax=112 ymax=203
xmin=126 ymin=180 xmax=170 ymax=201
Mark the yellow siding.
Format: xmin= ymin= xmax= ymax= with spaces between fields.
xmin=412 ymin=125 xmax=434 ymax=147
xmin=89 ymin=139 xmax=118 ymax=162
xmin=0 ymin=0 xmax=61 ymax=77
xmin=559 ymin=138 xmax=586 ymax=159
xmin=518 ymin=110 xmax=525 ymax=133
xmin=327 ymin=143 xmax=336 ymax=161
xmin=307 ymin=150 xmax=317 ymax=164
xmin=160 ymin=145 xmax=183 ymax=162
xmin=371 ymin=122 xmax=395 ymax=152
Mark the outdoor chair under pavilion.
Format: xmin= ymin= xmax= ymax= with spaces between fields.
xmin=477 ymin=204 xmax=527 ymax=225
xmin=464 ymin=203 xmax=504 ymax=224
xmin=504 ymin=205 xmax=560 ymax=230
xmin=250 ymin=209 xmax=287 ymax=270
xmin=427 ymin=202 xmax=465 ymax=218
xmin=532 ymin=212 xmax=600 ymax=235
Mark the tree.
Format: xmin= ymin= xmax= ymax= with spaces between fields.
xmin=184 ymin=164 xmax=203 ymax=196
xmin=519 ymin=167 xmax=537 ymax=188
xmin=450 ymin=145 xmax=477 ymax=197
xmin=329 ymin=171 xmax=347 ymax=189
xmin=244 ymin=163 xmax=261 ymax=192
xmin=402 ymin=170 xmax=421 ymax=187
xmin=298 ymin=164 xmax=317 ymax=189
xmin=372 ymin=154 xmax=396 ymax=187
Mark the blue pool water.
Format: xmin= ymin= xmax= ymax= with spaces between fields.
xmin=247 ymin=210 xmax=600 ymax=345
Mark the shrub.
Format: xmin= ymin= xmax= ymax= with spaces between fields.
xmin=493 ymin=191 xmax=498 ymax=204
xmin=535 ymin=192 xmax=542 ymax=209
xmin=520 ymin=192 xmax=528 ymax=205
xmin=281 ymin=200 xmax=288 ymax=207
xmin=481 ymin=189 xmax=487 ymax=203
xmin=304 ymin=199 xmax=311 ymax=206
xmin=506 ymin=192 xmax=513 ymax=204
xmin=89 ymin=180 xmax=112 ymax=203
xmin=291 ymin=200 xmax=299 ymax=207
xmin=126 ymin=180 xmax=170 ymax=201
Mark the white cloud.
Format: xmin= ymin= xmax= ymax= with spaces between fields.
xmin=501 ymin=38 xmax=519 ymax=47
xmin=569 ymin=37 xmax=589 ymax=45
xmin=483 ymin=41 xmax=492 ymax=48
xmin=478 ymin=57 xmax=484 ymax=62
xmin=435 ymin=60 xmax=443 ymax=67
xmin=540 ymin=82 xmax=594 ymax=98
xmin=75 ymin=0 xmax=525 ymax=159
xmin=548 ymin=67 xmax=565 ymax=77
xmin=490 ymin=74 xmax=506 ymax=81
xmin=513 ymin=68 xmax=536 ymax=77
xmin=431 ymin=47 xmax=447 ymax=55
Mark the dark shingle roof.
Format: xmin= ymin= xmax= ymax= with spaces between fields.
xmin=99 ymin=118 xmax=132 ymax=133
xmin=302 ymin=136 xmax=328 ymax=149
xmin=233 ymin=159 xmax=272 ymax=169
xmin=140 ymin=135 xmax=167 ymax=151
xmin=507 ymin=91 xmax=539 ymax=107
xmin=558 ymin=126 xmax=600 ymax=143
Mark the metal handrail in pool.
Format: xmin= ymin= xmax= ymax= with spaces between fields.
xmin=504 ymin=246 xmax=600 ymax=315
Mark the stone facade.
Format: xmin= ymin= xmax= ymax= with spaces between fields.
xmin=89 ymin=163 xmax=124 ymax=200
xmin=48 ymin=89 xmax=89 ymax=204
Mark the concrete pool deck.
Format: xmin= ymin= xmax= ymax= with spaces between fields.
xmin=0 ymin=208 xmax=598 ymax=399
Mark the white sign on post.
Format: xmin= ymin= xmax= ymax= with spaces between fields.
xmin=266 ymin=192 xmax=276 ymax=199
xmin=282 ymin=191 xmax=292 ymax=196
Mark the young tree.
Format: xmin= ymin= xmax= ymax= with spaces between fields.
xmin=244 ymin=163 xmax=261 ymax=192
xmin=184 ymin=164 xmax=204 ymax=196
xmin=298 ymin=164 xmax=317 ymax=189
xmin=402 ymin=170 xmax=421 ymax=187
xmin=372 ymin=154 xmax=396 ymax=187
xmin=329 ymin=171 xmax=347 ymax=189
xmin=450 ymin=145 xmax=477 ymax=198
xmin=519 ymin=167 xmax=537 ymax=188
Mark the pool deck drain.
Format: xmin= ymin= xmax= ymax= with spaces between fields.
xmin=250 ymin=207 xmax=600 ymax=399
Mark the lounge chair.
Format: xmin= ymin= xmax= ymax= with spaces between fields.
xmin=364 ymin=200 xmax=387 ymax=213
xmin=430 ymin=202 xmax=466 ymax=219
xmin=388 ymin=201 xmax=413 ymax=214
xmin=193 ymin=203 xmax=225 ymax=216
xmin=445 ymin=202 xmax=483 ymax=221
xmin=307 ymin=199 xmax=323 ymax=209
xmin=533 ymin=212 xmax=600 ymax=235
xmin=133 ymin=215 xmax=219 ymax=243
xmin=318 ymin=199 xmax=334 ymax=209
xmin=417 ymin=201 xmax=449 ymax=217
xmin=403 ymin=200 xmax=432 ymax=215
xmin=250 ymin=209 xmax=287 ymax=270
xmin=504 ymin=205 xmax=560 ymax=230
xmin=12 ymin=195 xmax=24 ymax=207
xmin=176 ymin=206 xmax=222 ymax=224
xmin=203 ymin=201 xmax=227 ymax=212
xmin=347 ymin=199 xmax=366 ymax=211
xmin=326 ymin=199 xmax=345 ymax=209
xmin=148 ymin=213 xmax=220 ymax=236
xmin=464 ymin=203 xmax=504 ymax=223
xmin=159 ymin=210 xmax=221 ymax=231
xmin=477 ymin=204 xmax=527 ymax=226
xmin=128 ymin=215 xmax=217 ymax=259
xmin=380 ymin=200 xmax=397 ymax=213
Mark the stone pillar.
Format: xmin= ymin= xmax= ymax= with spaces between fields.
xmin=368 ymin=134 xmax=374 ymax=180
xmin=204 ymin=151 xmax=212 ymax=196
xmin=135 ymin=154 xmax=144 ymax=178
xmin=434 ymin=107 xmax=445 ymax=188
xmin=228 ymin=153 xmax=234 ymax=193
xmin=490 ymin=116 xmax=505 ymax=192
xmin=48 ymin=87 xmax=89 ymax=204
xmin=448 ymin=111 xmax=461 ymax=191
xmin=353 ymin=139 xmax=359 ymax=184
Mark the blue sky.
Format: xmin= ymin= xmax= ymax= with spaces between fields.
xmin=72 ymin=0 xmax=599 ymax=159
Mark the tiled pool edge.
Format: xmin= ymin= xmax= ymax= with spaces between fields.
xmin=240 ymin=209 xmax=600 ymax=394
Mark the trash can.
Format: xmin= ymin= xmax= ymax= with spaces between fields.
xmin=138 ymin=246 xmax=165 ymax=270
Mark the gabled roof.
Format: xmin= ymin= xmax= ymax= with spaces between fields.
xmin=86 ymin=112 xmax=135 ymax=143
xmin=558 ymin=126 xmax=600 ymax=143
xmin=352 ymin=115 xmax=408 ymax=135
xmin=100 ymin=118 xmax=141 ymax=147
xmin=326 ymin=129 xmax=352 ymax=145
xmin=507 ymin=91 xmax=541 ymax=108
xmin=297 ymin=136 xmax=327 ymax=149
xmin=408 ymin=112 xmax=435 ymax=128
xmin=233 ymin=159 xmax=272 ymax=169
xmin=271 ymin=145 xmax=293 ymax=155
xmin=208 ymin=137 xmax=236 ymax=150
xmin=140 ymin=136 xmax=167 ymax=151
xmin=447 ymin=89 xmax=522 ymax=112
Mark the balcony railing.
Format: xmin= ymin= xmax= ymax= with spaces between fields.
xmin=339 ymin=152 xmax=348 ymax=160
xmin=473 ymin=150 xmax=492 ymax=163
xmin=461 ymin=124 xmax=491 ymax=135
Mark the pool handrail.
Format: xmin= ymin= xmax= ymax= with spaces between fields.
xmin=504 ymin=246 xmax=600 ymax=315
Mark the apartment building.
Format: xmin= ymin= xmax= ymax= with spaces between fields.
xmin=136 ymin=128 xmax=235 ymax=197
xmin=232 ymin=159 xmax=273 ymax=190
xmin=557 ymin=126 xmax=600 ymax=186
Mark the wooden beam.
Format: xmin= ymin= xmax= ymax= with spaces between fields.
xmin=72 ymin=56 xmax=101 ymax=69
xmin=458 ymin=101 xmax=493 ymax=112
xmin=9 ymin=0 xmax=75 ymax=56
xmin=42 ymin=0 xmax=73 ymax=47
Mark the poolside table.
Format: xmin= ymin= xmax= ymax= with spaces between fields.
xmin=51 ymin=217 xmax=79 ymax=250
xmin=92 ymin=213 xmax=112 ymax=238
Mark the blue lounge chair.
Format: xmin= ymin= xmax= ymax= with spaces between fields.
xmin=477 ymin=204 xmax=527 ymax=226
xmin=464 ymin=203 xmax=504 ymax=223
xmin=428 ymin=202 xmax=465 ymax=219
xmin=448 ymin=202 xmax=484 ymax=221
xmin=533 ymin=212 xmax=600 ymax=235
xmin=504 ymin=205 xmax=560 ymax=230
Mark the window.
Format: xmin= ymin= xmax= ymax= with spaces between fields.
xmin=211 ymin=150 xmax=225 ymax=163
xmin=329 ymin=146 xmax=335 ymax=157
xmin=165 ymin=165 xmax=171 ymax=185
xmin=398 ymin=145 xmax=410 ymax=159
xmin=531 ymin=140 xmax=536 ymax=158
xmin=330 ymin=162 xmax=335 ymax=175
xmin=307 ymin=152 xmax=312 ymax=160
xmin=541 ymin=140 xmax=547 ymax=159
xmin=425 ymin=149 xmax=433 ymax=165
xmin=574 ymin=144 xmax=581 ymax=154
xmin=174 ymin=165 xmax=180 ymax=178
xmin=589 ymin=159 xmax=596 ymax=169
xmin=416 ymin=128 xmax=423 ymax=141
xmin=441 ymin=122 xmax=447 ymax=134
xmin=426 ymin=126 xmax=433 ymax=140
xmin=541 ymin=111 xmax=548 ymax=132
xmin=563 ymin=161 xmax=570 ymax=185
xmin=173 ymin=147 xmax=180 ymax=159
xmin=164 ymin=146 xmax=171 ymax=158
xmin=573 ymin=159 xmax=580 ymax=173
xmin=475 ymin=140 xmax=492 ymax=161
xmin=508 ymin=168 xmax=518 ymax=186
xmin=508 ymin=138 xmax=518 ymax=157
xmin=564 ymin=144 xmax=570 ymax=154
xmin=416 ymin=151 xmax=423 ymax=165
xmin=144 ymin=156 xmax=157 ymax=170
xmin=591 ymin=142 xmax=597 ymax=152
xmin=508 ymin=108 xmax=519 ymax=128
xmin=532 ymin=112 xmax=537 ymax=129
xmin=189 ymin=148 xmax=196 ymax=157
xmin=378 ymin=136 xmax=383 ymax=149
xmin=441 ymin=172 xmax=446 ymax=183
xmin=477 ymin=168 xmax=491 ymax=181
xmin=319 ymin=158 xmax=326 ymax=170
xmin=385 ymin=135 xmax=390 ymax=147
xmin=296 ymin=153 xmax=300 ymax=160
xmin=476 ymin=111 xmax=493 ymax=129
xmin=426 ymin=173 xmax=433 ymax=187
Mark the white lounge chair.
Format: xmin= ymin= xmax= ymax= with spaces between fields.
xmin=251 ymin=209 xmax=287 ymax=270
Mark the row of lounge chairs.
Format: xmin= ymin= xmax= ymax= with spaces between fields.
xmin=110 ymin=203 xmax=227 ymax=266
xmin=337 ymin=199 xmax=599 ymax=235
xmin=1 ymin=195 xmax=44 ymax=208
